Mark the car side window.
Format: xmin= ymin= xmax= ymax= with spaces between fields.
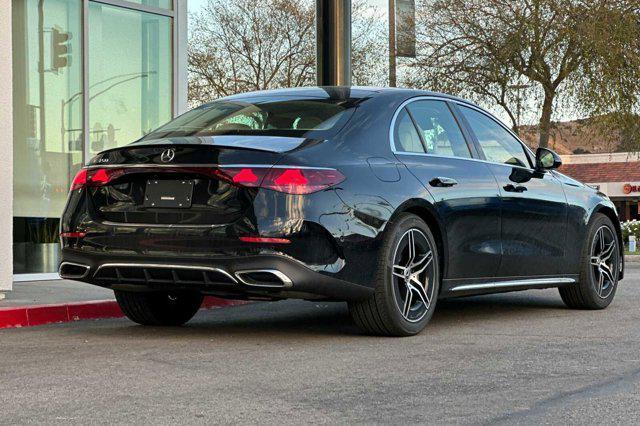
xmin=406 ymin=100 xmax=471 ymax=159
xmin=393 ymin=108 xmax=425 ymax=153
xmin=459 ymin=106 xmax=531 ymax=168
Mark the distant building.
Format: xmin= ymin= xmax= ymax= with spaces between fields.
xmin=560 ymin=152 xmax=640 ymax=221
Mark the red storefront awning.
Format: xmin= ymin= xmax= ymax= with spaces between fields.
xmin=560 ymin=162 xmax=640 ymax=183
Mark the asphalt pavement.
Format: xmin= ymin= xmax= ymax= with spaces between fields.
xmin=2 ymin=266 xmax=640 ymax=424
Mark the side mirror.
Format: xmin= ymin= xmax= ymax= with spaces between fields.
xmin=535 ymin=147 xmax=562 ymax=170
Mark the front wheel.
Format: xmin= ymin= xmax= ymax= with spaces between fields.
xmin=559 ymin=213 xmax=621 ymax=309
xmin=349 ymin=213 xmax=439 ymax=336
xmin=115 ymin=290 xmax=204 ymax=326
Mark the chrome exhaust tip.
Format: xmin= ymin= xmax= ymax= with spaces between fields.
xmin=59 ymin=262 xmax=91 ymax=279
xmin=234 ymin=269 xmax=293 ymax=288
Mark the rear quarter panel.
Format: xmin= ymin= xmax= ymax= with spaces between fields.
xmin=279 ymin=93 xmax=438 ymax=288
xmin=554 ymin=171 xmax=622 ymax=275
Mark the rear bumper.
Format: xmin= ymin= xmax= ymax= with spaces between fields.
xmin=60 ymin=249 xmax=373 ymax=302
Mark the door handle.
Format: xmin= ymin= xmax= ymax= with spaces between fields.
xmin=429 ymin=177 xmax=458 ymax=187
xmin=504 ymin=184 xmax=527 ymax=193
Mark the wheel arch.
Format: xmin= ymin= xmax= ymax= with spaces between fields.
xmin=593 ymin=203 xmax=624 ymax=280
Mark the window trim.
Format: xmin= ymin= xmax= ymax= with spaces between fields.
xmin=390 ymin=96 xmax=538 ymax=171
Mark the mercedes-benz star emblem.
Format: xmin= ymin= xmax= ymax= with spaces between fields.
xmin=160 ymin=148 xmax=175 ymax=163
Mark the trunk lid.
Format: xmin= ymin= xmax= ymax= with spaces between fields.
xmin=86 ymin=137 xmax=309 ymax=226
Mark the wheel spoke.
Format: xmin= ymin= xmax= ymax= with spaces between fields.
xmin=409 ymin=276 xmax=431 ymax=308
xmin=590 ymin=256 xmax=600 ymax=266
xmin=598 ymin=228 xmax=605 ymax=252
xmin=600 ymin=241 xmax=616 ymax=261
xmin=411 ymin=251 xmax=433 ymax=274
xmin=392 ymin=264 xmax=406 ymax=280
xmin=597 ymin=270 xmax=605 ymax=296
xmin=407 ymin=230 xmax=416 ymax=265
xmin=600 ymin=263 xmax=615 ymax=286
xmin=402 ymin=285 xmax=413 ymax=318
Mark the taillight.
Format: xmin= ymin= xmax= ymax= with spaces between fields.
xmin=68 ymin=165 xmax=345 ymax=195
xmin=60 ymin=231 xmax=86 ymax=238
xmin=239 ymin=236 xmax=291 ymax=244
xmin=69 ymin=168 xmax=125 ymax=191
xmin=218 ymin=167 xmax=345 ymax=195
xmin=70 ymin=169 xmax=87 ymax=190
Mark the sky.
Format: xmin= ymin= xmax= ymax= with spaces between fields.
xmin=187 ymin=0 xmax=206 ymax=14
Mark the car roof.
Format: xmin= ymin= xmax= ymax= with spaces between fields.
xmin=214 ymin=86 xmax=477 ymax=106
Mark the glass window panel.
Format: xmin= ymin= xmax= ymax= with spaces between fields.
xmin=407 ymin=100 xmax=471 ymax=159
xmin=12 ymin=0 xmax=83 ymax=273
xmin=123 ymin=0 xmax=172 ymax=10
xmin=142 ymin=99 xmax=355 ymax=139
xmin=88 ymin=2 xmax=172 ymax=154
xmin=393 ymin=108 xmax=424 ymax=153
xmin=460 ymin=106 xmax=531 ymax=167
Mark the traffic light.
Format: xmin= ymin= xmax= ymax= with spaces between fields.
xmin=51 ymin=27 xmax=71 ymax=71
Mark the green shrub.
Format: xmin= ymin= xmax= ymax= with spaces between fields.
xmin=621 ymin=220 xmax=640 ymax=246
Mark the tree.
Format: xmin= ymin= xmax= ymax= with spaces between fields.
xmin=188 ymin=0 xmax=387 ymax=106
xmin=409 ymin=0 xmax=640 ymax=148
xmin=188 ymin=0 xmax=315 ymax=104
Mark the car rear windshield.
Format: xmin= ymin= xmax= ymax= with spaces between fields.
xmin=139 ymin=98 xmax=359 ymax=140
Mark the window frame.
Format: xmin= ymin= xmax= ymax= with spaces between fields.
xmin=389 ymin=95 xmax=537 ymax=171
xmin=389 ymin=96 xmax=479 ymax=159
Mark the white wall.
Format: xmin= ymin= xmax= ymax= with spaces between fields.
xmin=562 ymin=152 xmax=640 ymax=164
xmin=0 ymin=3 xmax=13 ymax=290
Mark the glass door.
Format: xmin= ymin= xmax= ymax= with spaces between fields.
xmin=12 ymin=0 xmax=176 ymax=279
xmin=12 ymin=0 xmax=83 ymax=277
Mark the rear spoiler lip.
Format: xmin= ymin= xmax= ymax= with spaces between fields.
xmin=83 ymin=163 xmax=335 ymax=171
xmin=125 ymin=135 xmax=313 ymax=154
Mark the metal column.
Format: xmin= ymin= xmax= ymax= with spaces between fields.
xmin=316 ymin=0 xmax=352 ymax=86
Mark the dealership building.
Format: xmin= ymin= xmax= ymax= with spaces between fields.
xmin=1 ymin=1 xmax=188 ymax=290
xmin=1 ymin=0 xmax=356 ymax=290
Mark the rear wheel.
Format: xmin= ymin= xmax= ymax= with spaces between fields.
xmin=349 ymin=213 xmax=439 ymax=336
xmin=115 ymin=290 xmax=204 ymax=326
xmin=559 ymin=213 xmax=620 ymax=309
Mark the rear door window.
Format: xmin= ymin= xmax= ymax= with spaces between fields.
xmin=406 ymin=100 xmax=471 ymax=159
xmin=393 ymin=108 xmax=425 ymax=153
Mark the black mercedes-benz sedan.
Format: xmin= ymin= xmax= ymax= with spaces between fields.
xmin=59 ymin=87 xmax=624 ymax=336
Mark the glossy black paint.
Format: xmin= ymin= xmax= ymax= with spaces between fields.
xmin=60 ymin=87 xmax=624 ymax=302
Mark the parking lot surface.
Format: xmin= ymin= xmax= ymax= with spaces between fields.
xmin=2 ymin=265 xmax=640 ymax=424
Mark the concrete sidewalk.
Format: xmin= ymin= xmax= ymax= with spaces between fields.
xmin=1 ymin=279 xmax=114 ymax=307
xmin=0 ymin=279 xmax=244 ymax=329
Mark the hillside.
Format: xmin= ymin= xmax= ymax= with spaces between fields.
xmin=518 ymin=118 xmax=623 ymax=154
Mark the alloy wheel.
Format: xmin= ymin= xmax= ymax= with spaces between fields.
xmin=391 ymin=228 xmax=436 ymax=322
xmin=590 ymin=225 xmax=619 ymax=299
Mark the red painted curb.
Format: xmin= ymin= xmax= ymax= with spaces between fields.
xmin=0 ymin=296 xmax=246 ymax=329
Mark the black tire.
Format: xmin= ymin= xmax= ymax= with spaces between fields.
xmin=559 ymin=213 xmax=620 ymax=309
xmin=115 ymin=290 xmax=204 ymax=326
xmin=348 ymin=213 xmax=440 ymax=336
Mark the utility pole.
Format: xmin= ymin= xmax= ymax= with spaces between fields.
xmin=316 ymin=0 xmax=352 ymax=86
xmin=389 ymin=0 xmax=396 ymax=87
